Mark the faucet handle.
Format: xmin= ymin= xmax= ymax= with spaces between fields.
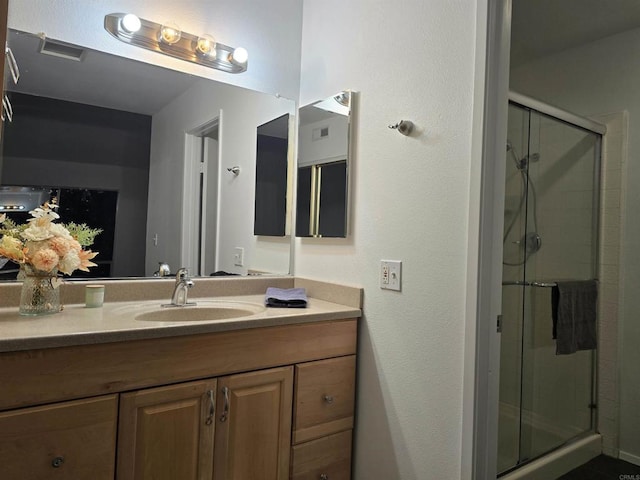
xmin=175 ymin=267 xmax=190 ymax=282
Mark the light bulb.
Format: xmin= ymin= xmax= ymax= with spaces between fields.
xmin=121 ymin=14 xmax=141 ymax=33
xmin=159 ymin=22 xmax=181 ymax=44
xmin=195 ymin=34 xmax=217 ymax=57
xmin=229 ymin=47 xmax=248 ymax=65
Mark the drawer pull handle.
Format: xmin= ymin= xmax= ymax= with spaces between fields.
xmin=51 ymin=456 xmax=65 ymax=468
xmin=323 ymin=394 xmax=334 ymax=404
xmin=320 ymin=474 xmax=328 ymax=480
xmin=220 ymin=386 xmax=230 ymax=422
xmin=205 ymin=389 xmax=215 ymax=425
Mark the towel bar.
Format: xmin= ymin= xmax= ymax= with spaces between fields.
xmin=502 ymin=280 xmax=557 ymax=288
xmin=502 ymin=279 xmax=599 ymax=288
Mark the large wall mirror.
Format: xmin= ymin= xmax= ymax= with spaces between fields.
xmin=296 ymin=91 xmax=353 ymax=238
xmin=0 ymin=28 xmax=295 ymax=280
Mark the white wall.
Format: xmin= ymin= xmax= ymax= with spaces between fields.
xmin=8 ymin=0 xmax=303 ymax=100
xmin=297 ymin=1 xmax=483 ymax=478
xmin=510 ymin=28 xmax=640 ymax=462
xmin=148 ymin=79 xmax=294 ymax=275
xmin=298 ymin=115 xmax=348 ymax=166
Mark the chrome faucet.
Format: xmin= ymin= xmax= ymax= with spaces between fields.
xmin=163 ymin=268 xmax=196 ymax=307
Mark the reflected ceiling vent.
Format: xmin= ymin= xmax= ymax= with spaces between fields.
xmin=39 ymin=37 xmax=86 ymax=62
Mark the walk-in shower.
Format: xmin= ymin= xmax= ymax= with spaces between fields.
xmin=498 ymin=92 xmax=603 ymax=476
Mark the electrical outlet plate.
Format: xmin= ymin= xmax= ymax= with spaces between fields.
xmin=234 ymin=247 xmax=244 ymax=266
xmin=380 ymin=260 xmax=401 ymax=291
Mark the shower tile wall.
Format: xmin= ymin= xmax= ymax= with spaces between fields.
xmin=594 ymin=111 xmax=626 ymax=457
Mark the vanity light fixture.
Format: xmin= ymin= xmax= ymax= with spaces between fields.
xmin=159 ymin=21 xmax=181 ymax=45
xmin=104 ymin=13 xmax=248 ymax=74
xmin=121 ymin=13 xmax=142 ymax=34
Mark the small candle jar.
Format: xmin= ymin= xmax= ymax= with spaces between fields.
xmin=85 ymin=285 xmax=105 ymax=308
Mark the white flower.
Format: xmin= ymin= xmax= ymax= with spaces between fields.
xmin=22 ymin=225 xmax=54 ymax=242
xmin=58 ymin=249 xmax=81 ymax=275
xmin=49 ymin=223 xmax=73 ymax=239
xmin=28 ymin=207 xmax=60 ymax=221
xmin=0 ymin=213 xmax=5 ymax=223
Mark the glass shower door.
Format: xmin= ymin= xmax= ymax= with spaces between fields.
xmin=497 ymin=103 xmax=530 ymax=473
xmin=498 ymin=103 xmax=599 ymax=474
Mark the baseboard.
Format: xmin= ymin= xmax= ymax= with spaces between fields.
xmin=619 ymin=450 xmax=640 ymax=467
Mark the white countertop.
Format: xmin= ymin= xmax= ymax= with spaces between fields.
xmin=0 ymin=294 xmax=361 ymax=353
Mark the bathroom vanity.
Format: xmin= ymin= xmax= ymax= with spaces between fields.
xmin=0 ymin=277 xmax=361 ymax=480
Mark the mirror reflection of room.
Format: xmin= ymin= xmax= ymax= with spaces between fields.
xmin=296 ymin=91 xmax=352 ymax=238
xmin=0 ymin=29 xmax=294 ymax=279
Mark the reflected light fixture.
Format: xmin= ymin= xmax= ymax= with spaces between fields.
xmin=104 ymin=13 xmax=248 ymax=74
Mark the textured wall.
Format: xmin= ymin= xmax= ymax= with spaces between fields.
xmin=297 ymin=1 xmax=482 ymax=478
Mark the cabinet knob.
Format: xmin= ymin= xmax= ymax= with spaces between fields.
xmin=51 ymin=456 xmax=65 ymax=468
xmin=323 ymin=394 xmax=334 ymax=404
xmin=320 ymin=474 xmax=328 ymax=480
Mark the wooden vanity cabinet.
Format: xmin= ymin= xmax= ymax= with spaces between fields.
xmin=0 ymin=319 xmax=357 ymax=480
xmin=214 ymin=367 xmax=293 ymax=480
xmin=117 ymin=379 xmax=218 ymax=480
xmin=117 ymin=367 xmax=294 ymax=480
xmin=291 ymin=355 xmax=356 ymax=479
xmin=0 ymin=395 xmax=118 ymax=480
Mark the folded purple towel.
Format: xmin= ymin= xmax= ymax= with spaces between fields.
xmin=265 ymin=287 xmax=308 ymax=308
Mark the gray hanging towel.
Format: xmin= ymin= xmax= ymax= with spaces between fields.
xmin=551 ymin=280 xmax=597 ymax=355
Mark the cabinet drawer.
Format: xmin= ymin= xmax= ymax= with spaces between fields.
xmin=0 ymin=394 xmax=118 ymax=480
xmin=293 ymin=355 xmax=355 ymax=444
xmin=291 ymin=430 xmax=352 ymax=480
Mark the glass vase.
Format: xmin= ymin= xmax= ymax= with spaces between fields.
xmin=18 ymin=265 xmax=61 ymax=316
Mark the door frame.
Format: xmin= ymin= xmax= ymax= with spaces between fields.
xmin=182 ymin=112 xmax=222 ymax=275
xmin=465 ymin=0 xmax=512 ymax=479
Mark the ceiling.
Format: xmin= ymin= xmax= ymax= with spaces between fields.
xmin=511 ymin=0 xmax=640 ymax=67
xmin=8 ymin=29 xmax=201 ymax=115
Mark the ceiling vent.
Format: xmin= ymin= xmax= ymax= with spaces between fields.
xmin=39 ymin=38 xmax=85 ymax=62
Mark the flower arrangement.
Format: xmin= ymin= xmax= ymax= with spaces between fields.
xmin=0 ymin=202 xmax=101 ymax=275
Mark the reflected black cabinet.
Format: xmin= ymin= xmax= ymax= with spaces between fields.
xmin=296 ymin=160 xmax=347 ymax=238
xmin=254 ymin=114 xmax=290 ymax=237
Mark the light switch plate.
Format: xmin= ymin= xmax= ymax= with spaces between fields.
xmin=380 ymin=260 xmax=402 ymax=291
xmin=234 ymin=247 xmax=244 ymax=266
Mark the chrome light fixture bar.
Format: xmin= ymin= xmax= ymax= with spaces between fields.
xmin=104 ymin=13 xmax=248 ymax=74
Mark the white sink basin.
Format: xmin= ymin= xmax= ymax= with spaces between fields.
xmin=113 ymin=301 xmax=265 ymax=323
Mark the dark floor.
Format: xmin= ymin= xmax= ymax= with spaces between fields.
xmin=557 ymin=454 xmax=640 ymax=479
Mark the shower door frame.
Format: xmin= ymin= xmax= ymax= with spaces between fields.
xmin=499 ymin=92 xmax=604 ymax=475
xmin=469 ymin=0 xmax=615 ymax=474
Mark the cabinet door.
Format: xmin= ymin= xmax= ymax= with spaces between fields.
xmin=213 ymin=366 xmax=293 ymax=480
xmin=0 ymin=394 xmax=117 ymax=480
xmin=117 ymin=379 xmax=217 ymax=480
